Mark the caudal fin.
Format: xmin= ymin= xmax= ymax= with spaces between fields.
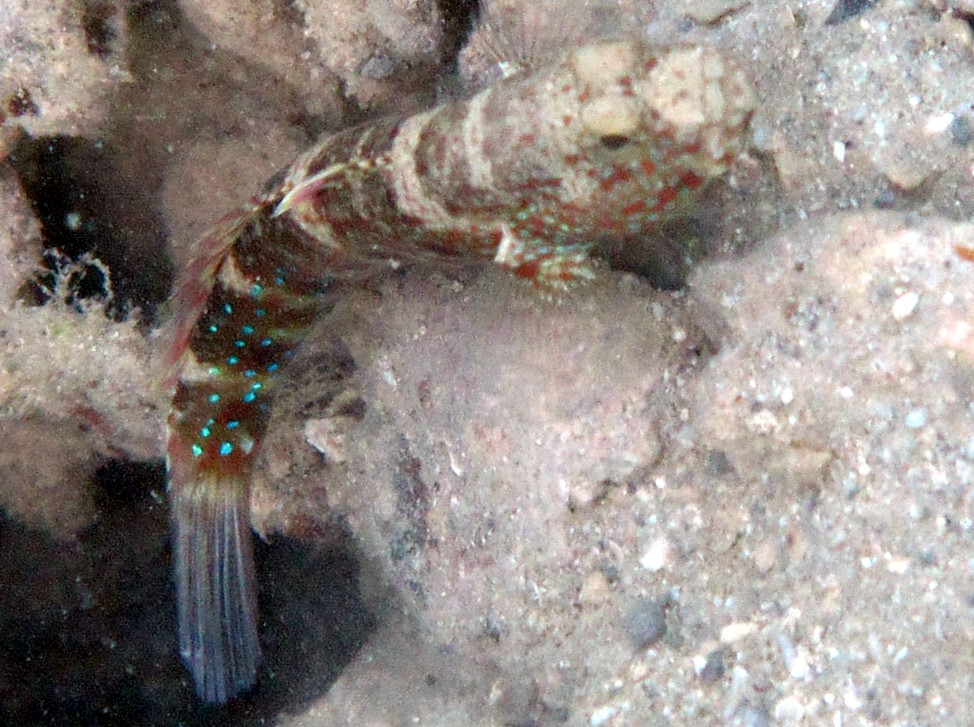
xmin=168 ymin=457 xmax=260 ymax=703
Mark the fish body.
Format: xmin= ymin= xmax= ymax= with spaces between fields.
xmin=164 ymin=40 xmax=755 ymax=702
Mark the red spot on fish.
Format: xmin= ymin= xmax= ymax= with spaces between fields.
xmin=640 ymin=159 xmax=657 ymax=176
xmin=622 ymin=200 xmax=646 ymax=216
xmin=655 ymin=185 xmax=678 ymax=210
xmin=679 ymin=170 xmax=705 ymax=189
xmin=599 ymin=162 xmax=631 ymax=191
xmin=514 ymin=259 xmax=540 ymax=280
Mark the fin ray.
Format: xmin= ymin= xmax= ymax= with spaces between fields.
xmin=169 ymin=452 xmax=260 ymax=703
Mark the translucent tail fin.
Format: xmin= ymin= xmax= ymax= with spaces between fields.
xmin=168 ymin=456 xmax=260 ymax=703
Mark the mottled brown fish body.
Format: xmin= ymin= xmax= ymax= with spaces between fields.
xmin=164 ymin=39 xmax=754 ymax=702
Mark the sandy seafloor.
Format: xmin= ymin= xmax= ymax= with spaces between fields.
xmin=2 ymin=0 xmax=974 ymax=724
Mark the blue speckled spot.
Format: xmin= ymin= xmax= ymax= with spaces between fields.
xmin=243 ymin=392 xmax=256 ymax=403
xmin=251 ymin=382 xmax=262 ymax=391
xmin=267 ymin=363 xmax=279 ymax=373
xmin=208 ymin=366 xmax=220 ymax=376
xmin=255 ymin=308 xmax=266 ymax=317
xmin=200 ymin=426 xmax=211 ymax=437
xmin=219 ymin=442 xmax=233 ymax=456
xmin=242 ymin=325 xmax=255 ymax=335
xmin=208 ymin=324 xmax=218 ymax=333
xmin=227 ymin=420 xmax=240 ymax=429
xmin=228 ymin=356 xmax=240 ymax=365
xmin=261 ymin=338 xmax=272 ymax=347
xmin=191 ymin=443 xmax=203 ymax=457
xmin=224 ymin=303 xmax=233 ymax=314
xmin=235 ymin=340 xmax=246 ymax=348
xmin=244 ymin=369 xmax=256 ymax=378
xmin=251 ymin=283 xmax=264 ymax=297
xmin=209 ymin=393 xmax=221 ymax=403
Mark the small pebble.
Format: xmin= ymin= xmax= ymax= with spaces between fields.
xmin=777 ymin=633 xmax=808 ymax=680
xmin=721 ymin=621 xmax=757 ymax=643
xmin=753 ymin=537 xmax=778 ymax=573
xmin=844 ymin=684 xmax=864 ymax=709
xmin=887 ymin=555 xmax=910 ymax=574
xmin=774 ymin=695 xmax=805 ymax=721
xmin=949 ymin=115 xmax=974 ymax=147
xmin=578 ymin=571 xmax=611 ymax=605
xmin=832 ymin=140 xmax=846 ymax=162
xmin=905 ymin=408 xmax=927 ymax=429
xmin=705 ymin=449 xmax=733 ymax=476
xmin=625 ymin=596 xmax=669 ymax=649
xmin=361 ymin=54 xmax=396 ymax=79
xmin=891 ymin=291 xmax=919 ymax=321
xmin=924 ymin=112 xmax=956 ymax=135
xmin=736 ymin=704 xmax=772 ymax=727
xmin=787 ymin=651 xmax=809 ymax=680
xmin=638 ymin=536 xmax=671 ymax=572
xmin=699 ymin=648 xmax=726 ymax=683
xmin=303 ymin=417 xmax=352 ymax=463
xmin=590 ymin=705 xmax=617 ymax=726
xmin=748 ymin=409 xmax=778 ymax=434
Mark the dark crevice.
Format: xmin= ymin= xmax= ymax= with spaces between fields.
xmin=595 ymin=216 xmax=709 ymax=291
xmin=247 ymin=531 xmax=376 ymax=717
xmin=5 ymin=135 xmax=173 ymax=322
xmin=81 ymin=0 xmax=119 ymax=57
xmin=0 ymin=458 xmax=375 ymax=725
xmin=953 ymin=9 xmax=974 ymax=35
xmin=437 ymin=0 xmax=481 ymax=68
xmin=824 ymin=0 xmax=881 ymax=25
xmin=124 ymin=0 xmax=184 ymax=63
xmin=91 ymin=458 xmax=167 ymax=512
